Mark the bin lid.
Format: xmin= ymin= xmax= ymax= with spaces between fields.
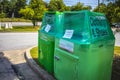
xmin=40 ymin=11 xmax=61 ymax=35
xmin=56 ymin=10 xmax=115 ymax=43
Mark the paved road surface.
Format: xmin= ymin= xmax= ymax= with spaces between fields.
xmin=0 ymin=22 xmax=41 ymax=26
xmin=115 ymin=32 xmax=120 ymax=46
xmin=0 ymin=33 xmax=38 ymax=51
xmin=2 ymin=49 xmax=41 ymax=80
xmin=0 ymin=32 xmax=119 ymax=51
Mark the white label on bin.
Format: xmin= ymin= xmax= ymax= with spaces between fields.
xmin=63 ymin=30 xmax=74 ymax=39
xmin=45 ymin=24 xmax=51 ymax=32
xmin=59 ymin=39 xmax=74 ymax=53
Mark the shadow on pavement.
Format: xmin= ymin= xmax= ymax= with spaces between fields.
xmin=0 ymin=52 xmax=18 ymax=80
xmin=112 ymin=54 xmax=120 ymax=80
xmin=1 ymin=51 xmax=120 ymax=80
xmin=0 ymin=52 xmax=41 ymax=80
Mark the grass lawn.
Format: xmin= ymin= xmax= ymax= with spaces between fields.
xmin=0 ymin=26 xmax=40 ymax=32
xmin=114 ymin=46 xmax=120 ymax=55
xmin=30 ymin=46 xmax=38 ymax=63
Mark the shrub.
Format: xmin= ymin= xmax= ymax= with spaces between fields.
xmin=0 ymin=12 xmax=6 ymax=18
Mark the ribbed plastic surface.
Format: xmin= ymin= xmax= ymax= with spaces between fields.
xmin=54 ymin=10 xmax=115 ymax=80
xmin=38 ymin=12 xmax=61 ymax=74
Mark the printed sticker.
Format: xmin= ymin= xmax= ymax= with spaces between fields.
xmin=45 ymin=24 xmax=51 ymax=32
xmin=63 ymin=30 xmax=74 ymax=39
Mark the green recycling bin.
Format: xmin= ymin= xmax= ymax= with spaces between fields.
xmin=54 ymin=10 xmax=115 ymax=80
xmin=38 ymin=12 xmax=61 ymax=73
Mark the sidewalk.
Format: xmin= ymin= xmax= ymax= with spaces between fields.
xmin=0 ymin=49 xmax=41 ymax=80
xmin=0 ymin=52 xmax=18 ymax=80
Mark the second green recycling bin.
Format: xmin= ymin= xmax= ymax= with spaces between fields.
xmin=38 ymin=12 xmax=61 ymax=73
xmin=54 ymin=10 xmax=115 ymax=80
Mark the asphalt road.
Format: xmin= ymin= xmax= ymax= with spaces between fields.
xmin=0 ymin=22 xmax=41 ymax=26
xmin=115 ymin=32 xmax=120 ymax=46
xmin=0 ymin=32 xmax=119 ymax=51
xmin=0 ymin=32 xmax=38 ymax=51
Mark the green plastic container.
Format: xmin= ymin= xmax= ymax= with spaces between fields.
xmin=54 ymin=10 xmax=115 ymax=80
xmin=38 ymin=12 xmax=61 ymax=74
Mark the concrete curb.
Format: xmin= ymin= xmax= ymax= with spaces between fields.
xmin=24 ymin=46 xmax=55 ymax=80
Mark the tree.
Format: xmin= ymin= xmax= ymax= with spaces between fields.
xmin=83 ymin=6 xmax=92 ymax=10
xmin=0 ymin=12 xmax=6 ymax=18
xmin=93 ymin=0 xmax=120 ymax=23
xmin=114 ymin=7 xmax=120 ymax=22
xmin=7 ymin=0 xmax=26 ymax=18
xmin=30 ymin=0 xmax=47 ymax=26
xmin=115 ymin=0 xmax=120 ymax=7
xmin=106 ymin=2 xmax=116 ymax=23
xmin=14 ymin=0 xmax=26 ymax=17
xmin=0 ymin=0 xmax=9 ymax=13
xmin=93 ymin=3 xmax=107 ymax=14
xmin=0 ymin=0 xmax=26 ymax=18
xmin=48 ymin=0 xmax=67 ymax=11
xmin=71 ymin=2 xmax=84 ymax=11
xmin=8 ymin=0 xmax=17 ymax=18
xmin=71 ymin=2 xmax=91 ymax=11
xmin=19 ymin=6 xmax=34 ymax=19
xmin=93 ymin=3 xmax=115 ymax=24
xmin=20 ymin=0 xmax=47 ymax=26
xmin=113 ymin=0 xmax=120 ymax=22
xmin=0 ymin=0 xmax=9 ymax=17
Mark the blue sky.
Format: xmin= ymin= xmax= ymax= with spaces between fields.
xmin=44 ymin=0 xmax=99 ymax=9
xmin=44 ymin=0 xmax=115 ymax=9
xmin=27 ymin=0 xmax=115 ymax=9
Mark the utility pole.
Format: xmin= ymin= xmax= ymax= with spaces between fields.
xmin=98 ymin=0 xmax=100 ymax=11
xmin=98 ymin=0 xmax=100 ymax=7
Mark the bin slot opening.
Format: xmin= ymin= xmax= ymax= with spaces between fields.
xmin=59 ymin=46 xmax=73 ymax=53
xmin=59 ymin=39 xmax=74 ymax=53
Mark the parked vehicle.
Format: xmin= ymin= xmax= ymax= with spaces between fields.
xmin=111 ymin=23 xmax=120 ymax=28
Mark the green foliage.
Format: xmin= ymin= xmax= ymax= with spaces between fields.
xmin=65 ymin=6 xmax=71 ymax=11
xmin=19 ymin=6 xmax=34 ymax=19
xmin=14 ymin=0 xmax=27 ymax=17
xmin=71 ymin=2 xmax=91 ymax=11
xmin=93 ymin=0 xmax=120 ymax=23
xmin=83 ymin=6 xmax=92 ymax=10
xmin=71 ymin=2 xmax=84 ymax=11
xmin=0 ymin=12 xmax=6 ymax=18
xmin=0 ymin=0 xmax=120 ymax=24
xmin=93 ymin=4 xmax=107 ymax=13
xmin=48 ymin=0 xmax=67 ymax=11
xmin=0 ymin=0 xmax=9 ymax=13
xmin=30 ymin=0 xmax=47 ymax=26
xmin=114 ymin=6 xmax=120 ymax=22
xmin=19 ymin=0 xmax=47 ymax=26
xmin=0 ymin=0 xmax=26 ymax=18
xmin=7 ymin=0 xmax=18 ymax=18
xmin=29 ymin=0 xmax=47 ymax=20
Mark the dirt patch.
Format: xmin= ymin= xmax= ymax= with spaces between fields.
xmin=112 ymin=54 xmax=120 ymax=80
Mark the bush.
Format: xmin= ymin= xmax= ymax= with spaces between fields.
xmin=0 ymin=12 xmax=6 ymax=18
xmin=116 ymin=28 xmax=120 ymax=32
